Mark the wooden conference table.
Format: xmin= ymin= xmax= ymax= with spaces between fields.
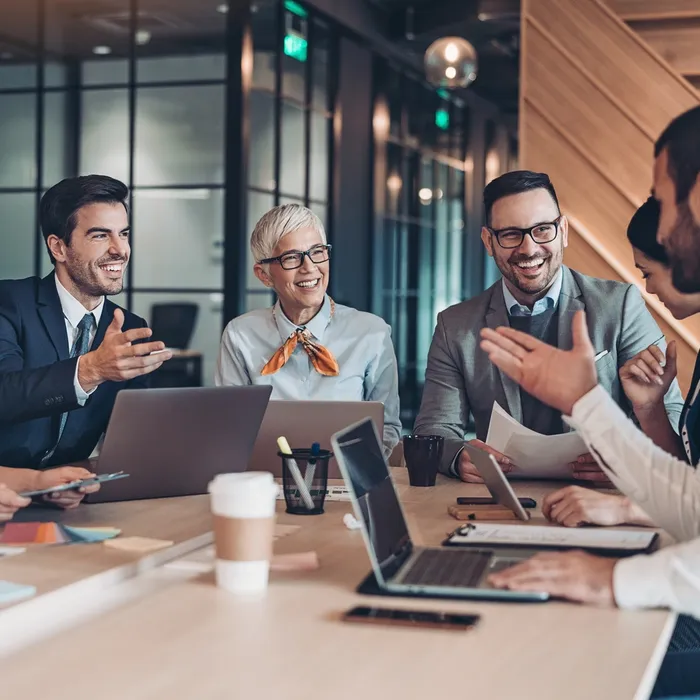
xmin=0 ymin=471 xmax=675 ymax=700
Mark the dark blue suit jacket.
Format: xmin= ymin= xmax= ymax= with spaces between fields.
xmin=0 ymin=272 xmax=149 ymax=468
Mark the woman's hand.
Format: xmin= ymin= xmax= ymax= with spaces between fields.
xmin=619 ymin=342 xmax=676 ymax=413
xmin=35 ymin=466 xmax=101 ymax=510
xmin=0 ymin=484 xmax=30 ymax=522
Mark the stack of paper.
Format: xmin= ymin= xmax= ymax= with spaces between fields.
xmin=0 ymin=522 xmax=121 ymax=545
xmin=486 ymin=402 xmax=588 ymax=479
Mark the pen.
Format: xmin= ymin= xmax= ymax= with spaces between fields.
xmin=304 ymin=442 xmax=321 ymax=490
xmin=594 ymin=350 xmax=609 ymax=362
xmin=277 ymin=436 xmax=315 ymax=510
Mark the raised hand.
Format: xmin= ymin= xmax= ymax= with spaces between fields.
xmin=78 ymin=309 xmax=173 ymax=391
xmin=480 ymin=310 xmax=597 ymax=416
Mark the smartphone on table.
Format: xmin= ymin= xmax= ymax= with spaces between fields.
xmin=457 ymin=496 xmax=536 ymax=509
xmin=18 ymin=472 xmax=129 ymax=498
xmin=342 ymin=606 xmax=480 ymax=631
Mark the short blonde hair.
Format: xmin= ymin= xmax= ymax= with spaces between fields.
xmin=250 ymin=204 xmax=327 ymax=263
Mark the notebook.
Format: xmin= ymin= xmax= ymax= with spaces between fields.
xmin=445 ymin=522 xmax=658 ymax=555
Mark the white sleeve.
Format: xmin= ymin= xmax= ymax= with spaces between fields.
xmin=614 ymin=539 xmax=700 ymax=619
xmin=73 ymin=356 xmax=96 ymax=405
xmin=565 ymin=385 xmax=700 ymax=543
xmin=214 ymin=323 xmax=252 ymax=386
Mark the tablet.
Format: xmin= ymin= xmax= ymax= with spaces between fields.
xmin=18 ymin=472 xmax=130 ymax=498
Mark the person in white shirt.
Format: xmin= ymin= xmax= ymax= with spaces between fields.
xmin=215 ymin=204 xmax=401 ymax=457
xmin=479 ymin=105 xmax=700 ymax=698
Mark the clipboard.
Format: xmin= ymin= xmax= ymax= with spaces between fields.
xmin=443 ymin=522 xmax=659 ymax=558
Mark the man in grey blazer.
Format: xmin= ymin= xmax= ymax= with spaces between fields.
xmin=414 ymin=170 xmax=683 ymax=482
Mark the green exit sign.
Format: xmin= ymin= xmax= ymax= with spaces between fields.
xmin=435 ymin=108 xmax=450 ymax=130
xmin=284 ymin=31 xmax=307 ymax=62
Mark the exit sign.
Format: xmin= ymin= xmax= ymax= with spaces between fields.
xmin=435 ymin=108 xmax=450 ymax=130
xmin=284 ymin=31 xmax=307 ymax=62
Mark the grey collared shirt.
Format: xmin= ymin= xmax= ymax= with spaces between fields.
xmin=215 ymin=297 xmax=402 ymax=457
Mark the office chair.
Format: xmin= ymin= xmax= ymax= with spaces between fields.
xmin=149 ymin=302 xmax=198 ymax=350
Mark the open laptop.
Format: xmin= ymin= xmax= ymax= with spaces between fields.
xmin=249 ymin=400 xmax=384 ymax=478
xmin=331 ymin=418 xmax=549 ymax=602
xmin=90 ymin=386 xmax=272 ymax=503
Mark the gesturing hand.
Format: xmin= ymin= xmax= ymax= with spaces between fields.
xmin=619 ymin=341 xmax=676 ymax=413
xmin=78 ymin=309 xmax=172 ymax=391
xmin=480 ymin=310 xmax=598 ymax=416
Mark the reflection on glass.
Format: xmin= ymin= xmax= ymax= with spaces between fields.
xmin=247 ymin=190 xmax=275 ymax=287
xmin=312 ymin=19 xmax=330 ymax=113
xmin=309 ymin=111 xmax=328 ymax=202
xmin=280 ymin=101 xmax=306 ymax=198
xmin=138 ymin=55 xmax=226 ymax=83
xmin=132 ymin=189 xmax=224 ymax=290
xmin=246 ymin=291 xmax=275 ymax=313
xmin=80 ymin=89 xmax=129 ymax=183
xmin=131 ymin=291 xmax=222 ymax=387
xmin=249 ymin=91 xmax=276 ymax=191
xmin=134 ymin=85 xmax=225 ymax=186
xmin=82 ymin=60 xmax=129 ymax=86
xmin=0 ymin=94 xmax=37 ymax=188
xmin=43 ymin=91 xmax=70 ymax=187
xmin=252 ymin=0 xmax=277 ymax=91
xmin=0 ymin=194 xmax=35 ymax=279
xmin=0 ymin=0 xmax=38 ymax=89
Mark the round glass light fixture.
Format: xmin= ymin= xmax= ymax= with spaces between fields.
xmin=92 ymin=45 xmax=112 ymax=55
xmin=425 ymin=36 xmax=478 ymax=89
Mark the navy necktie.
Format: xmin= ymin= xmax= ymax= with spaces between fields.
xmin=42 ymin=313 xmax=96 ymax=464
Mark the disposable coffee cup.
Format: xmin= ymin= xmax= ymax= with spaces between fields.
xmin=208 ymin=472 xmax=278 ymax=595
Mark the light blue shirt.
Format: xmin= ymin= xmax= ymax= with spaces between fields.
xmin=501 ymin=268 xmax=563 ymax=317
xmin=215 ymin=296 xmax=402 ymax=456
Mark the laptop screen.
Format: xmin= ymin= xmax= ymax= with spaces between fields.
xmin=333 ymin=419 xmax=412 ymax=582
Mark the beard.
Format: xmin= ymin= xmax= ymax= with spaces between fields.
xmin=666 ymin=201 xmax=700 ymax=294
xmin=64 ymin=251 xmax=127 ymax=298
xmin=495 ymin=247 xmax=563 ymax=297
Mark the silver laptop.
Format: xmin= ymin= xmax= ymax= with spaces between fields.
xmin=90 ymin=386 xmax=272 ymax=502
xmin=463 ymin=443 xmax=530 ymax=521
xmin=249 ymin=400 xmax=384 ymax=478
xmin=331 ymin=418 xmax=549 ymax=602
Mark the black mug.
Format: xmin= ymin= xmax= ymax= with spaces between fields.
xmin=403 ymin=435 xmax=444 ymax=487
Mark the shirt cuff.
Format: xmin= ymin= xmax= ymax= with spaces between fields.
xmin=74 ymin=356 xmax=96 ymax=405
xmin=563 ymin=384 xmax=611 ymax=428
xmin=613 ymin=550 xmax=676 ymax=611
xmin=449 ymin=446 xmax=464 ymax=479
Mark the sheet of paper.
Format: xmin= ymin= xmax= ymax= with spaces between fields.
xmin=486 ymin=401 xmax=587 ymax=479
xmin=448 ymin=523 xmax=655 ymax=551
xmin=0 ymin=581 xmax=36 ymax=605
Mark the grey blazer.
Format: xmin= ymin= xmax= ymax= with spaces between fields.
xmin=414 ymin=267 xmax=684 ymax=475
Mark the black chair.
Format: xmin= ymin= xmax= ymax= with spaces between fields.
xmin=150 ymin=302 xmax=198 ymax=350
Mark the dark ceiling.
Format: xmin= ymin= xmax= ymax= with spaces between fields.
xmin=364 ymin=0 xmax=520 ymax=113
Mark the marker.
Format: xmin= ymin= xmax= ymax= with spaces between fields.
xmin=277 ymin=436 xmax=315 ymax=510
xmin=304 ymin=442 xmax=321 ymax=490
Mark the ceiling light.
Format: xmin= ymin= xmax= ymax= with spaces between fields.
xmin=217 ymin=3 xmax=229 ymax=13
xmin=444 ymin=42 xmax=459 ymax=63
xmin=425 ymin=36 xmax=478 ymax=89
xmin=92 ymin=45 xmax=112 ymax=55
xmin=135 ymin=30 xmax=151 ymax=45
xmin=419 ymin=187 xmax=433 ymax=203
xmin=387 ymin=174 xmax=402 ymax=193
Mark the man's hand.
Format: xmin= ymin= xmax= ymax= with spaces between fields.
xmin=543 ymin=486 xmax=632 ymax=527
xmin=78 ymin=309 xmax=173 ymax=392
xmin=488 ymin=550 xmax=617 ymax=606
xmin=36 ymin=466 xmax=101 ymax=510
xmin=619 ymin=342 xmax=676 ymax=413
xmin=458 ymin=439 xmax=514 ymax=483
xmin=0 ymin=485 xmax=30 ymax=522
xmin=569 ymin=453 xmax=613 ymax=486
xmin=480 ymin=310 xmax=597 ymax=416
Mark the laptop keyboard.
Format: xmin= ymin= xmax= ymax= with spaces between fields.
xmin=401 ymin=549 xmax=491 ymax=588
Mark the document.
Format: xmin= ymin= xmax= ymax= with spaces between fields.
xmin=447 ymin=522 xmax=656 ymax=552
xmin=486 ymin=402 xmax=588 ymax=479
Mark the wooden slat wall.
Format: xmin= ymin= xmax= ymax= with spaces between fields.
xmin=521 ymin=0 xmax=700 ymax=393
xmin=631 ymin=22 xmax=700 ymax=77
xmin=604 ymin=0 xmax=700 ymax=21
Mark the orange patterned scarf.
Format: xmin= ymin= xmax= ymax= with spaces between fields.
xmin=261 ymin=299 xmax=339 ymax=377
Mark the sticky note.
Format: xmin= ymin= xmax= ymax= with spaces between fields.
xmin=103 ymin=537 xmax=174 ymax=553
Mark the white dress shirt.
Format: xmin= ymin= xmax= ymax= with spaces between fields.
xmin=215 ymin=296 xmax=402 ymax=457
xmin=54 ymin=276 xmax=103 ymax=405
xmin=501 ymin=268 xmax=563 ymax=317
xmin=566 ymin=385 xmax=700 ymax=619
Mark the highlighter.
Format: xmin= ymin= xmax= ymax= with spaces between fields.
xmin=304 ymin=442 xmax=321 ymax=490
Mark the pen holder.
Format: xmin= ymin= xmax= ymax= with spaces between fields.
xmin=279 ymin=449 xmax=332 ymax=515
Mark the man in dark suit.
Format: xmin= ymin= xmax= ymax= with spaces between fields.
xmin=0 ymin=175 xmax=172 ymax=482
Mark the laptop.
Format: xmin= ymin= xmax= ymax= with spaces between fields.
xmin=249 ymin=400 xmax=384 ymax=478
xmin=331 ymin=418 xmax=549 ymax=602
xmin=90 ymin=386 xmax=272 ymax=503
xmin=462 ymin=443 xmax=530 ymax=521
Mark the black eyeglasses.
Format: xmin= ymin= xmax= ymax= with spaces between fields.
xmin=259 ymin=243 xmax=332 ymax=270
xmin=488 ymin=216 xmax=562 ymax=249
